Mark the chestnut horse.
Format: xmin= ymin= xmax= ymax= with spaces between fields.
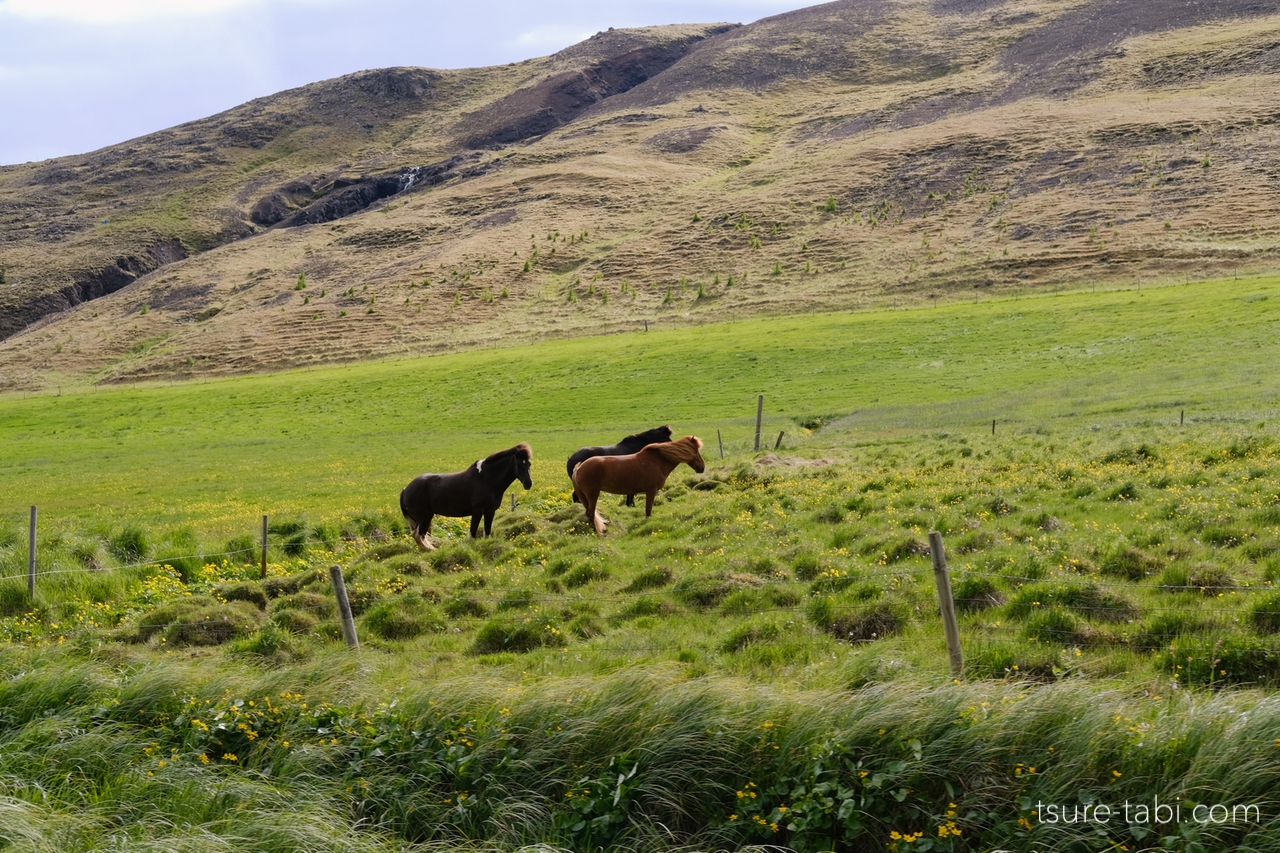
xmin=571 ymin=436 xmax=705 ymax=534
xmin=566 ymin=424 xmax=673 ymax=506
xmin=400 ymin=443 xmax=532 ymax=550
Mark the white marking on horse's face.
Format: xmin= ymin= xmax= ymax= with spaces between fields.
xmin=475 ymin=459 xmax=483 ymax=472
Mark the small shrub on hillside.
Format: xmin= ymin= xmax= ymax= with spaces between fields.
xmin=430 ymin=546 xmax=475 ymax=573
xmin=230 ymin=621 xmax=303 ymax=661
xmin=341 ymin=510 xmax=405 ymax=541
xmin=545 ymin=557 xmax=573 ymax=577
xmin=262 ymin=570 xmax=320 ymax=598
xmin=1158 ymin=635 xmax=1280 ymax=687
xmin=952 ymin=576 xmax=1004 ymax=613
xmin=224 ymin=535 xmax=257 ymax=564
xmin=674 ymin=573 xmax=759 ymax=609
xmin=1022 ymin=607 xmax=1086 ymax=646
xmin=843 ymin=494 xmax=874 ymax=514
xmin=71 ymin=540 xmax=107 ymax=571
xmin=270 ymin=608 xmax=320 ymax=634
xmin=496 ymin=588 xmax=537 ymax=611
xmin=1008 ymin=582 xmax=1136 ymax=622
xmin=815 ymin=503 xmax=845 ymax=524
xmin=1100 ymin=544 xmax=1160 ymax=580
xmin=720 ymin=586 xmax=801 ymax=615
xmin=620 ymin=567 xmax=673 ymax=592
xmin=564 ymin=565 xmax=608 ymax=589
xmin=444 ymin=596 xmax=489 ymax=619
xmin=360 ymin=541 xmax=416 ymax=562
xmin=614 ymin=595 xmax=678 ymax=621
xmin=987 ymin=496 xmax=1016 ymax=516
xmin=791 ymin=552 xmax=822 ymax=581
xmin=1105 ymin=481 xmax=1141 ymax=502
xmin=379 ymin=553 xmax=430 ymax=576
xmin=806 ymin=568 xmax=854 ymax=595
xmin=1131 ymin=612 xmax=1219 ymax=649
xmin=741 ymin=555 xmax=779 ymax=577
xmin=1251 ymin=593 xmax=1280 ymax=635
xmin=215 ymin=581 xmax=267 ymax=610
xmin=722 ymin=619 xmax=782 ymax=652
xmin=109 ymin=526 xmax=149 ymax=563
xmin=1241 ymin=538 xmax=1280 ymax=562
xmin=1158 ymin=563 xmax=1236 ymax=595
xmin=1098 ymin=444 xmax=1159 ymax=465
xmin=499 ymin=515 xmax=540 ymax=539
xmin=955 ymin=530 xmax=997 ymax=553
xmin=135 ymin=596 xmax=217 ymax=641
xmin=163 ymin=600 xmax=264 ymax=647
xmin=0 ymin=580 xmax=34 ymax=618
xmin=882 ymin=537 xmax=930 ymax=563
xmin=966 ymin=639 xmax=1061 ymax=680
xmin=1201 ymin=525 xmax=1246 ymax=548
xmin=362 ymin=596 xmax=445 ymax=641
xmin=472 ymin=618 xmax=566 ymax=654
xmin=809 ymin=596 xmax=901 ymax=641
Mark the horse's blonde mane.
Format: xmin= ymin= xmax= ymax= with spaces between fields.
xmin=648 ymin=436 xmax=704 ymax=464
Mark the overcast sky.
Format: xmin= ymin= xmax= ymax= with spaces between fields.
xmin=0 ymin=0 xmax=818 ymax=166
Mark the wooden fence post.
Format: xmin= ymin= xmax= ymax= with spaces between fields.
xmin=28 ymin=506 xmax=37 ymax=599
xmin=261 ymin=515 xmax=269 ymax=580
xmin=928 ymin=531 xmax=963 ymax=680
xmin=775 ymin=430 xmax=784 ymax=449
xmin=754 ymin=395 xmax=763 ymax=451
xmin=329 ymin=565 xmax=360 ymax=648
xmin=717 ymin=429 xmax=724 ymax=459
xmin=992 ymin=419 xmax=996 ymax=435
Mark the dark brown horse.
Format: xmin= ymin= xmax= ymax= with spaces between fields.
xmin=566 ymin=424 xmax=673 ymax=506
xmin=571 ymin=436 xmax=704 ymax=535
xmin=400 ymin=443 xmax=533 ymax=550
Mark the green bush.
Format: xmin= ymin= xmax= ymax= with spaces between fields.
xmin=162 ymin=600 xmax=263 ymax=646
xmin=362 ymin=595 xmax=445 ymax=641
xmin=472 ymin=618 xmax=567 ymax=654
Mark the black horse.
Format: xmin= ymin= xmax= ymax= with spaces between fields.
xmin=400 ymin=443 xmax=533 ymax=550
xmin=567 ymin=425 xmax=672 ymax=505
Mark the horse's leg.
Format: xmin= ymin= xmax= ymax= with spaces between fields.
xmin=583 ymin=488 xmax=607 ymax=535
xmin=644 ymin=490 xmax=656 ymax=517
xmin=483 ymin=509 xmax=495 ymax=538
xmin=416 ymin=514 xmax=436 ymax=550
xmin=624 ymin=494 xmax=636 ymax=507
xmin=469 ymin=514 xmax=482 ymax=539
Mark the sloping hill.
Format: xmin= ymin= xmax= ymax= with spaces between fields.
xmin=2 ymin=0 xmax=1279 ymax=390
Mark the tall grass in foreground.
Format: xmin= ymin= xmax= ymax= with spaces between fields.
xmin=1 ymin=646 xmax=1278 ymax=852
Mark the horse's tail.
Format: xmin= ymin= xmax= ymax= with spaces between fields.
xmin=570 ymin=459 xmax=584 ymax=504
xmin=592 ymin=509 xmax=607 ymax=535
xmin=399 ymin=488 xmax=419 ymax=538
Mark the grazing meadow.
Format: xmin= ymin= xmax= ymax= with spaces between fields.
xmin=3 ymin=276 xmax=1280 ymax=852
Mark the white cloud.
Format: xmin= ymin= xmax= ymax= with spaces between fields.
xmin=513 ymin=24 xmax=596 ymax=50
xmin=0 ymin=0 xmax=318 ymax=23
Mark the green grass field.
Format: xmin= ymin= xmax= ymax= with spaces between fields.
xmin=3 ymin=276 xmax=1279 ymax=532
xmin=3 ymin=276 xmax=1280 ymax=852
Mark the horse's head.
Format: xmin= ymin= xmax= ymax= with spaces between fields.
xmin=654 ymin=436 xmax=705 ymax=473
xmin=513 ymin=443 xmax=533 ymax=489
xmin=685 ymin=436 xmax=706 ymax=474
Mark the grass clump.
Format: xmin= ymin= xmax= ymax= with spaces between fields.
xmin=472 ymin=617 xmax=566 ymax=653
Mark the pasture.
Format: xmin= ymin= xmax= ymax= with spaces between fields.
xmin=3 ymin=275 xmax=1280 ymax=852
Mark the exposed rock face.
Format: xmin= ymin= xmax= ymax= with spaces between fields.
xmin=453 ymin=30 xmax=735 ymax=149
xmin=267 ymin=154 xmax=494 ymax=229
xmin=0 ymin=239 xmax=189 ymax=339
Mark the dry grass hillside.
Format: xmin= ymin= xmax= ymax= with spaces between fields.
xmin=2 ymin=0 xmax=1279 ymax=390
